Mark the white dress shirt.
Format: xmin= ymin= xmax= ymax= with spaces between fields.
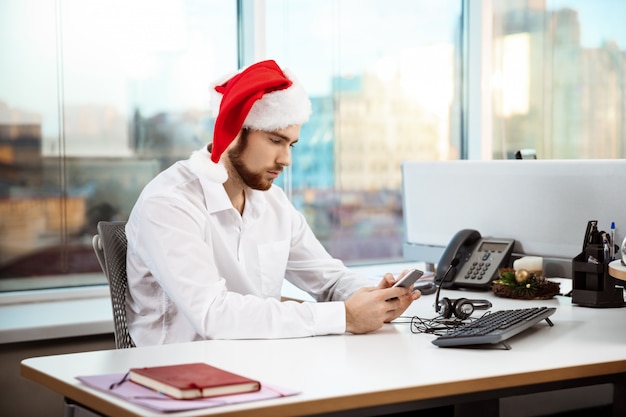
xmin=126 ymin=147 xmax=369 ymax=345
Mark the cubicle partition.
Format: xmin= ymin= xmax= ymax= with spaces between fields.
xmin=402 ymin=159 xmax=626 ymax=277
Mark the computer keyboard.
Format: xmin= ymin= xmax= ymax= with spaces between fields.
xmin=432 ymin=306 xmax=556 ymax=349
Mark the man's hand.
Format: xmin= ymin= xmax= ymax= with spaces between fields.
xmin=344 ymin=271 xmax=421 ymax=334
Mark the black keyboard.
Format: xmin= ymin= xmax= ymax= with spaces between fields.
xmin=432 ymin=306 xmax=556 ymax=349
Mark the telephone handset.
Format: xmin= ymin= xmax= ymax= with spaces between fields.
xmin=435 ymin=229 xmax=515 ymax=290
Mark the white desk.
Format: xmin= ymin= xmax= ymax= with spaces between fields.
xmin=21 ymin=280 xmax=626 ymax=417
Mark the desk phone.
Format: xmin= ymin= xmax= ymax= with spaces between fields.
xmin=435 ymin=229 xmax=515 ymax=290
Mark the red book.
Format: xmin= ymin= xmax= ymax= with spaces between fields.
xmin=129 ymin=363 xmax=261 ymax=400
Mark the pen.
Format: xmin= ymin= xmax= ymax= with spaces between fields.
xmin=610 ymin=222 xmax=616 ymax=260
xmin=602 ymin=233 xmax=610 ymax=263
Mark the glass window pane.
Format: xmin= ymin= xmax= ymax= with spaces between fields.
xmin=491 ymin=0 xmax=626 ymax=159
xmin=0 ymin=0 xmax=237 ymax=291
xmin=266 ymin=0 xmax=463 ymax=262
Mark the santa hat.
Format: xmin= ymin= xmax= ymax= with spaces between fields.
xmin=190 ymin=60 xmax=311 ymax=183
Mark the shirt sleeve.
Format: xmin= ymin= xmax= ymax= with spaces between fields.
xmin=283 ymin=204 xmax=370 ymax=303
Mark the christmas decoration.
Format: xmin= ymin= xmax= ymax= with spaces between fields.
xmin=492 ymin=268 xmax=560 ymax=300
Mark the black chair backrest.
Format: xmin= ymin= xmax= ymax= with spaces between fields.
xmin=94 ymin=221 xmax=135 ymax=349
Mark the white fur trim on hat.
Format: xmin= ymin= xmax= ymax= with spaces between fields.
xmin=188 ymin=146 xmax=228 ymax=183
xmin=243 ymin=69 xmax=312 ymax=131
xmin=209 ymin=68 xmax=312 ymax=132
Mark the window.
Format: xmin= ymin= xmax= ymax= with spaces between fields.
xmin=490 ymin=0 xmax=626 ymax=159
xmin=1 ymin=0 xmax=624 ymax=292
xmin=0 ymin=0 xmax=237 ymax=290
xmin=265 ymin=0 xmax=463 ymax=262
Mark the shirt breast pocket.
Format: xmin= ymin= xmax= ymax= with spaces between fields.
xmin=257 ymin=240 xmax=290 ymax=298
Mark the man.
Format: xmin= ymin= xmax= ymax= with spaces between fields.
xmin=126 ymin=60 xmax=419 ymax=345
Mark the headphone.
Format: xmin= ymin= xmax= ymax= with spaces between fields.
xmin=435 ymin=258 xmax=492 ymax=320
xmin=435 ymin=296 xmax=492 ymax=320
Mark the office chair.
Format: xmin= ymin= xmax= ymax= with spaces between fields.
xmin=92 ymin=220 xmax=136 ymax=349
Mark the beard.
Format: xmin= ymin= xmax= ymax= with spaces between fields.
xmin=227 ymin=132 xmax=279 ymax=191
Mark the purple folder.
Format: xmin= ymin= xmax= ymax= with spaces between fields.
xmin=77 ymin=372 xmax=300 ymax=413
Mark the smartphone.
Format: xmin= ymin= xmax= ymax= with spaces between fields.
xmin=392 ymin=269 xmax=424 ymax=288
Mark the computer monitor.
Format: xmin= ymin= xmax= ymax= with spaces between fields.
xmin=401 ymin=159 xmax=626 ymax=277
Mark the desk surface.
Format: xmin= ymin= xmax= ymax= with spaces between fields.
xmin=21 ymin=279 xmax=626 ymax=417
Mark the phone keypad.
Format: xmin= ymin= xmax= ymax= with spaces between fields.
xmin=464 ymin=260 xmax=492 ymax=281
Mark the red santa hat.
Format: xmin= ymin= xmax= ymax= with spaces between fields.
xmin=190 ymin=60 xmax=311 ymax=183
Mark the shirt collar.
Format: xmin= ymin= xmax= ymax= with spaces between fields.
xmin=186 ymin=147 xmax=268 ymax=218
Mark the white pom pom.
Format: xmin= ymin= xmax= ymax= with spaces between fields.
xmin=188 ymin=148 xmax=228 ymax=183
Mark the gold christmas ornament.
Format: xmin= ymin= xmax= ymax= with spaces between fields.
xmin=515 ymin=269 xmax=530 ymax=283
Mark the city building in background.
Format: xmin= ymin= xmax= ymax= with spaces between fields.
xmin=491 ymin=2 xmax=626 ymax=159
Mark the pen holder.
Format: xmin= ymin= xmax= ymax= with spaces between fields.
xmin=571 ymin=245 xmax=625 ymax=308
